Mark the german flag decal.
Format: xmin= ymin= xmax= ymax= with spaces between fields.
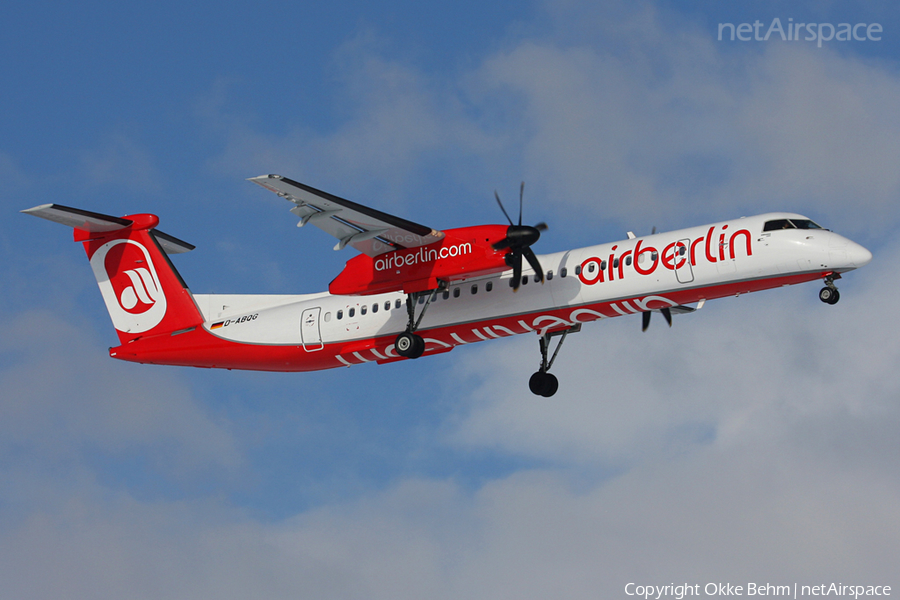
xmin=211 ymin=321 xmax=224 ymax=330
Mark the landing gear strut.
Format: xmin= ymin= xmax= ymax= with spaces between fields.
xmin=819 ymin=274 xmax=841 ymax=305
xmin=529 ymin=324 xmax=580 ymax=397
xmin=394 ymin=283 xmax=446 ymax=359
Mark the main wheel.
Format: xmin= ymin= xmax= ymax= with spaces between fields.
xmin=395 ymin=332 xmax=425 ymax=358
xmin=529 ymin=372 xmax=559 ymax=397
xmin=819 ymin=287 xmax=840 ymax=304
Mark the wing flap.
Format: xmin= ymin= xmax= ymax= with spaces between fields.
xmin=249 ymin=174 xmax=444 ymax=257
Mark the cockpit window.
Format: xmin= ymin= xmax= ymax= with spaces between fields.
xmin=791 ymin=219 xmax=823 ymax=230
xmin=763 ymin=218 xmax=825 ymax=232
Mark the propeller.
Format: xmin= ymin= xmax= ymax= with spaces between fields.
xmin=641 ymin=307 xmax=672 ymax=332
xmin=492 ymin=183 xmax=547 ymax=291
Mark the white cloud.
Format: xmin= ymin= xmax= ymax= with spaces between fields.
xmin=0 ymin=310 xmax=241 ymax=478
xmin=470 ymin=6 xmax=900 ymax=235
xmin=202 ymin=3 xmax=900 ymax=241
xmin=445 ymin=242 xmax=896 ymax=466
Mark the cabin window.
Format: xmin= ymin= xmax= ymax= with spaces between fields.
xmin=385 ymin=300 xmax=391 ymax=311
xmin=348 ymin=308 xmax=355 ymax=318
xmin=601 ymin=260 xmax=607 ymax=270
xmin=547 ymin=270 xmax=553 ymax=280
xmin=361 ymin=305 xmax=367 ymax=315
xmin=372 ymin=303 xmax=378 ymax=313
xmin=587 ymin=263 xmax=595 ymax=273
xmin=395 ymin=299 xmax=402 ymax=309
xmin=324 ymin=312 xmax=332 ymax=322
xmin=679 ymin=245 xmax=687 ymax=256
xmin=651 ymin=251 xmax=658 ymax=261
xmin=471 ymin=284 xmax=478 ymax=295
xmin=453 ymin=287 xmax=461 ymax=298
xmin=443 ymin=290 xmax=450 ymax=300
xmin=522 ymin=276 xmax=528 ymax=286
xmin=337 ymin=310 xmax=343 ymax=320
xmin=625 ymin=256 xmax=632 ymax=266
xmin=418 ymin=295 xmax=425 ymax=304
xmin=534 ymin=274 xmax=541 ymax=283
xmin=486 ymin=281 xmax=493 ymax=292
xmin=560 ymin=267 xmax=567 ymax=278
xmin=613 ymin=258 xmax=619 ymax=268
xmin=574 ymin=265 xmax=582 ymax=275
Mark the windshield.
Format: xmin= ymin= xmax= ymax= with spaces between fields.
xmin=763 ymin=218 xmax=825 ymax=232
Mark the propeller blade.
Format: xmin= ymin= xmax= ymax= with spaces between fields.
xmin=492 ymin=237 xmax=512 ymax=251
xmin=534 ymin=222 xmax=548 ymax=232
xmin=522 ymin=246 xmax=544 ymax=283
xmin=642 ymin=311 xmax=651 ymax=332
xmin=518 ymin=181 xmax=524 ymax=226
xmin=661 ymin=307 xmax=672 ymax=327
xmin=511 ymin=250 xmax=523 ymax=291
xmin=494 ymin=190 xmax=514 ymax=226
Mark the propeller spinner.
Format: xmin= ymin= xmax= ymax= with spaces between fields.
xmin=492 ymin=183 xmax=547 ymax=291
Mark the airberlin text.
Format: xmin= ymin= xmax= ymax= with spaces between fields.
xmin=578 ymin=225 xmax=752 ymax=286
xmin=374 ymin=242 xmax=473 ymax=272
xmin=625 ymin=582 xmax=890 ymax=599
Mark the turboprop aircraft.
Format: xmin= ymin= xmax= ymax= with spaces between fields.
xmin=23 ymin=174 xmax=872 ymax=397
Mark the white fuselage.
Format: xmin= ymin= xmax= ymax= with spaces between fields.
xmin=188 ymin=213 xmax=871 ymax=367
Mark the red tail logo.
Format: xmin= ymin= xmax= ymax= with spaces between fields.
xmin=90 ymin=239 xmax=168 ymax=333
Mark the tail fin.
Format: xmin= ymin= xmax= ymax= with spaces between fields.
xmin=22 ymin=204 xmax=203 ymax=344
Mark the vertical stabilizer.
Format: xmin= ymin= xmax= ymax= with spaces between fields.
xmin=22 ymin=204 xmax=203 ymax=344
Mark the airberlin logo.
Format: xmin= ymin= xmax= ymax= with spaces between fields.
xmin=89 ymin=239 xmax=167 ymax=333
xmin=375 ymin=242 xmax=473 ymax=272
xmin=118 ymin=267 xmax=160 ymax=311
xmin=577 ymin=225 xmax=753 ymax=286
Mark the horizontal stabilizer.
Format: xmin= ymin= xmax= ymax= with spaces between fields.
xmin=22 ymin=203 xmax=194 ymax=254
xmin=21 ymin=203 xmax=132 ymax=233
xmin=152 ymin=230 xmax=196 ymax=254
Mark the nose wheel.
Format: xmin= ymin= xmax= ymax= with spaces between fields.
xmin=818 ymin=287 xmax=840 ymax=305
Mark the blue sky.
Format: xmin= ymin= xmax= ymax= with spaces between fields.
xmin=2 ymin=0 xmax=900 ymax=597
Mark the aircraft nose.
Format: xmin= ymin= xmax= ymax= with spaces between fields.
xmin=848 ymin=242 xmax=873 ymax=268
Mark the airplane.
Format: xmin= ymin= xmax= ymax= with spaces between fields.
xmin=23 ymin=174 xmax=872 ymax=397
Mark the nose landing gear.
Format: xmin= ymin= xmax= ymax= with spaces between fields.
xmin=819 ymin=274 xmax=841 ymax=305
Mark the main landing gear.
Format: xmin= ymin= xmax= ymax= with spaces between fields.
xmin=529 ymin=324 xmax=580 ymax=397
xmin=394 ymin=283 xmax=446 ymax=359
xmin=819 ymin=274 xmax=841 ymax=305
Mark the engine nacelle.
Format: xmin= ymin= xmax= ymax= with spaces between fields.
xmin=329 ymin=225 xmax=511 ymax=295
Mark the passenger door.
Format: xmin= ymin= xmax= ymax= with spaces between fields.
xmin=300 ymin=307 xmax=323 ymax=351
xmin=675 ymin=239 xmax=694 ymax=284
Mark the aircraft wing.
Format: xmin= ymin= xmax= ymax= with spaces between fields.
xmin=249 ymin=174 xmax=444 ymax=257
